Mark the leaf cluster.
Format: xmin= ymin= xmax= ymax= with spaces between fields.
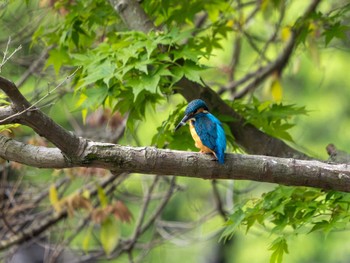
xmin=143 ymin=0 xmax=232 ymax=27
xmin=221 ymin=186 xmax=350 ymax=262
xmin=231 ymin=98 xmax=308 ymax=141
xmin=302 ymin=4 xmax=350 ymax=46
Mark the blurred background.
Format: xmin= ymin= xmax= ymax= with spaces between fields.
xmin=1 ymin=0 xmax=350 ymax=262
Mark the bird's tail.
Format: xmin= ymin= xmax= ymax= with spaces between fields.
xmin=216 ymin=151 xmax=225 ymax=164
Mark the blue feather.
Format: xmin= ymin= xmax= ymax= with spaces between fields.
xmin=193 ymin=112 xmax=226 ymax=164
xmin=185 ymin=99 xmax=208 ymax=115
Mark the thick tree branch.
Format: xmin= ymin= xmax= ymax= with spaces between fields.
xmin=0 ymin=76 xmax=86 ymax=158
xmin=109 ymin=0 xmax=155 ymax=32
xmin=1 ymin=134 xmax=350 ymax=192
xmin=0 ymin=106 xmax=16 ymax=123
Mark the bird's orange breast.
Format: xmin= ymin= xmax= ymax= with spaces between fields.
xmin=189 ymin=120 xmax=214 ymax=154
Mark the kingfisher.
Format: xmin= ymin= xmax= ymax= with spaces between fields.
xmin=175 ymin=99 xmax=226 ymax=164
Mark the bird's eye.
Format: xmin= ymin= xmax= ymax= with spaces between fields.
xmin=195 ymin=108 xmax=203 ymax=114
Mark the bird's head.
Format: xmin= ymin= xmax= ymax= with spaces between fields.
xmin=175 ymin=99 xmax=209 ymax=131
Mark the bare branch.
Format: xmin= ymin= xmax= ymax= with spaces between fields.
xmin=16 ymin=46 xmax=52 ymax=88
xmin=130 ymin=176 xmax=160 ymax=244
xmin=211 ymin=180 xmax=228 ymax=219
xmin=1 ymin=134 xmax=350 ymax=192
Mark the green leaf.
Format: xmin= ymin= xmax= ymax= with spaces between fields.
xmin=100 ymin=216 xmax=120 ymax=256
xmin=45 ymin=48 xmax=71 ymax=74
xmin=269 ymin=237 xmax=289 ymax=263
xmin=309 ymin=220 xmax=330 ymax=234
xmin=75 ymin=85 xmax=109 ymax=111
xmin=0 ymin=93 xmax=10 ymax=106
xmin=128 ymin=74 xmax=160 ymax=101
xmin=182 ymin=60 xmax=206 ymax=85
xmin=323 ymin=22 xmax=349 ymax=46
xmin=169 ymin=66 xmax=185 ymax=83
xmin=82 ymin=60 xmax=115 ymax=86
xmin=82 ymin=224 xmax=94 ymax=252
xmin=220 ymin=208 xmax=245 ymax=242
xmin=0 ymin=124 xmax=21 ymax=133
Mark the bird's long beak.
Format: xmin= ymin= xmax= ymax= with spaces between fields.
xmin=174 ymin=115 xmax=190 ymax=131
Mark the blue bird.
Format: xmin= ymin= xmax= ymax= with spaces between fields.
xmin=175 ymin=99 xmax=226 ymax=164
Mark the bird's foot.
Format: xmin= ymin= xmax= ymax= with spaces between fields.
xmin=199 ymin=151 xmax=218 ymax=161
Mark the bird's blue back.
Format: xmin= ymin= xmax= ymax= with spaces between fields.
xmin=193 ymin=112 xmax=226 ymax=164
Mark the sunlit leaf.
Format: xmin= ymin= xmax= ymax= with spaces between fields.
xmin=100 ymin=216 xmax=120 ymax=256
xmin=82 ymin=60 xmax=115 ymax=86
xmin=49 ymin=184 xmax=61 ymax=213
xmin=182 ymin=60 xmax=205 ymax=85
xmin=97 ymin=185 xmax=109 ymax=208
xmin=281 ymin=26 xmax=292 ymax=42
xmin=271 ymin=77 xmax=282 ymax=102
xmin=82 ymin=224 xmax=94 ymax=252
xmin=269 ymin=237 xmax=289 ymax=263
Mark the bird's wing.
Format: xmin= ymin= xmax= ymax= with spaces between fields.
xmin=195 ymin=114 xmax=226 ymax=164
xmin=194 ymin=115 xmax=218 ymax=151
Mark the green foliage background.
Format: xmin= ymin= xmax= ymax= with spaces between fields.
xmin=1 ymin=0 xmax=350 ymax=262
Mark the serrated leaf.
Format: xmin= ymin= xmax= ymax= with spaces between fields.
xmin=83 ymin=61 xmax=115 ymax=86
xmin=309 ymin=220 xmax=330 ymax=234
xmin=169 ymin=66 xmax=184 ymax=83
xmin=128 ymin=74 xmax=160 ymax=101
xmin=144 ymin=38 xmax=157 ymax=59
xmin=75 ymin=85 xmax=109 ymax=112
xmin=322 ymin=22 xmax=349 ymax=46
xmin=45 ymin=48 xmax=71 ymax=75
xmin=220 ymin=208 xmax=245 ymax=242
xmin=100 ymin=216 xmax=120 ymax=256
xmin=269 ymin=237 xmax=289 ymax=263
xmin=182 ymin=60 xmax=205 ymax=86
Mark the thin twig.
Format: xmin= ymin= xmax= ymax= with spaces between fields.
xmin=211 ymin=180 xmax=228 ymax=219
xmin=0 ymin=67 xmax=80 ymax=124
xmin=139 ymin=177 xmax=176 ymax=235
xmin=258 ymin=2 xmax=286 ymax=64
xmin=129 ymin=176 xmax=160 ymax=246
xmin=16 ymin=46 xmax=52 ymax=88
xmin=0 ymin=37 xmax=22 ymax=73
